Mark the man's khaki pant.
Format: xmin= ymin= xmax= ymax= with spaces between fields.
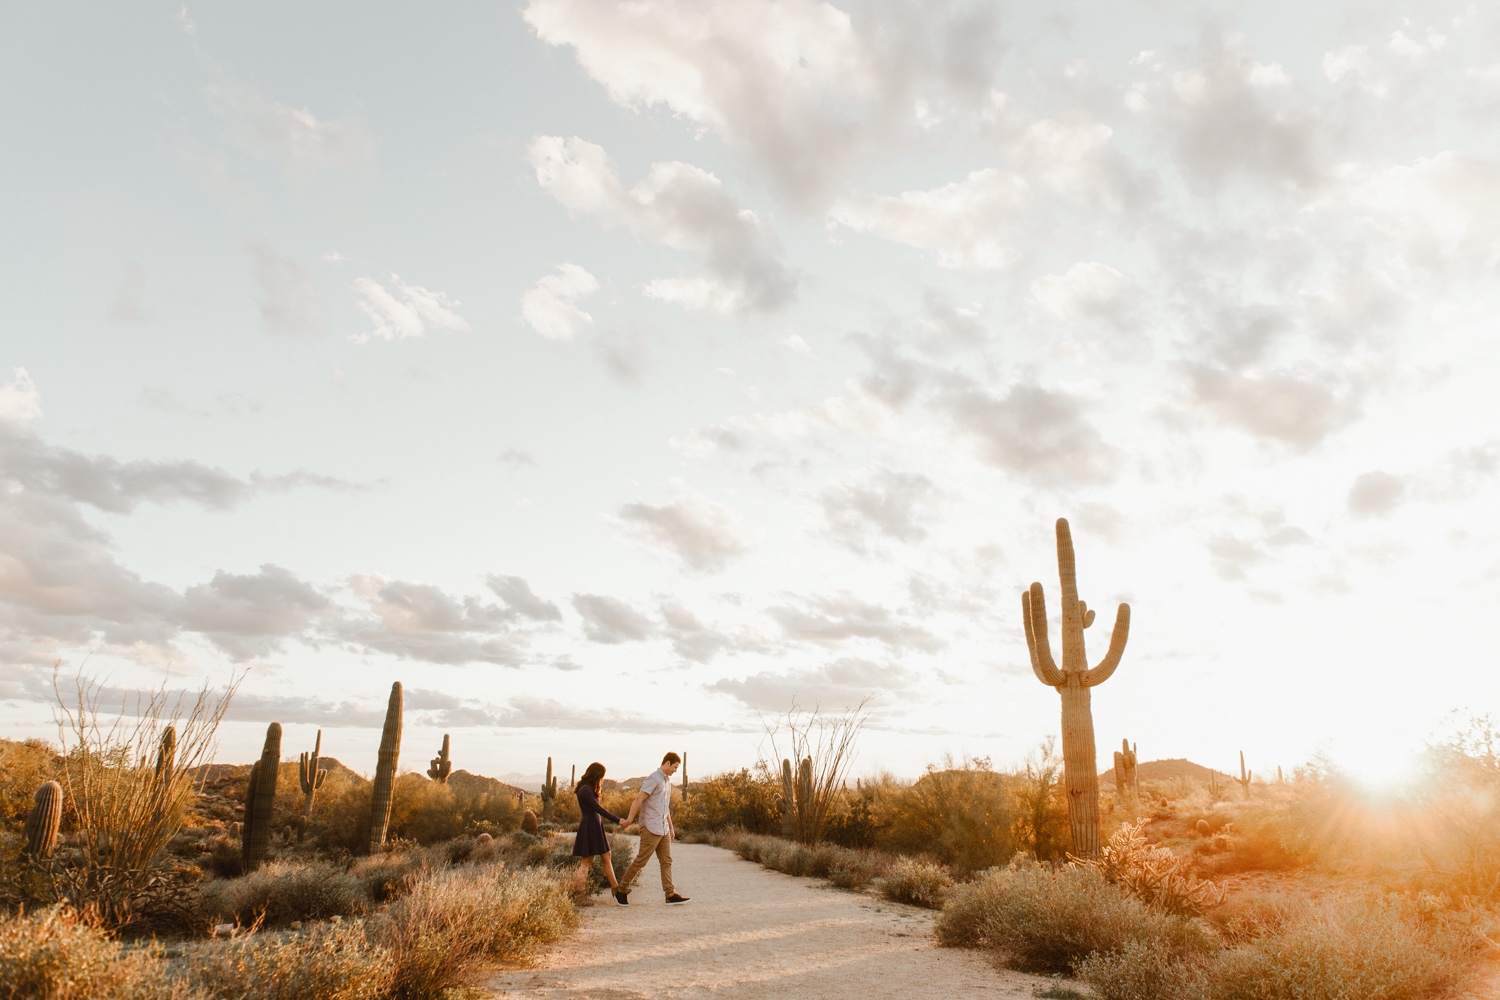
xmin=619 ymin=829 xmax=674 ymax=897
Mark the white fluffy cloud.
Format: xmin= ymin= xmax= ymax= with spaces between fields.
xmin=0 ymin=369 xmax=41 ymax=425
xmin=520 ymin=263 xmax=599 ymax=341
xmin=528 ymin=135 xmax=796 ymax=313
xmin=218 ymin=86 xmax=374 ymax=180
xmin=616 ymin=490 xmax=753 ymax=572
xmin=351 ymin=274 xmax=471 ymax=343
xmin=830 ymin=168 xmax=1028 ymax=269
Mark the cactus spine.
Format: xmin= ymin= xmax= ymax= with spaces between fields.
xmin=368 ymin=682 xmax=403 ymax=853
xmin=779 ymin=758 xmax=795 ymax=839
xmin=540 ymin=757 xmax=557 ymax=823
xmin=299 ymin=729 xmax=327 ymax=822
xmin=1237 ymin=751 xmax=1253 ymax=799
xmin=427 ymin=734 xmax=452 ymax=784
xmin=155 ymin=726 xmax=177 ymax=783
xmin=242 ymin=722 xmax=282 ymax=872
xmin=1113 ymin=739 xmax=1138 ymax=811
xmin=1022 ymin=517 xmax=1131 ymax=857
xmin=23 ymin=781 xmax=63 ymax=859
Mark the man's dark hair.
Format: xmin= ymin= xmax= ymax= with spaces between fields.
xmin=662 ymin=752 xmax=681 ymax=765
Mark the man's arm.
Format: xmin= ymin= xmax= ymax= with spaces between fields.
xmin=623 ymin=790 xmax=648 ymax=827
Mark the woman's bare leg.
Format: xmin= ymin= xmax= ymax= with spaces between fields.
xmin=600 ymin=850 xmax=620 ymax=890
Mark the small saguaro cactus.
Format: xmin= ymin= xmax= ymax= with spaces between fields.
xmin=1113 ymin=739 xmax=1139 ymax=810
xmin=299 ymin=729 xmax=327 ymax=823
xmin=1277 ymin=765 xmax=1284 ymax=783
xmin=1237 ymin=751 xmax=1253 ymax=800
xmin=570 ymin=764 xmax=576 ymax=790
xmin=779 ymin=758 xmax=795 ymax=839
xmin=428 ymin=734 xmax=452 ymax=784
xmin=682 ymin=752 xmax=689 ymax=803
xmin=368 ymin=683 xmax=403 ymax=854
xmin=155 ymin=726 xmax=177 ymax=783
xmin=1022 ymin=517 xmax=1131 ymax=857
xmin=242 ymin=722 xmax=282 ymax=872
xmin=540 ymin=758 xmax=557 ymax=823
xmin=796 ymin=756 xmax=813 ymax=827
xmin=1208 ymin=769 xmax=1223 ymax=802
xmin=23 ymin=781 xmax=63 ymax=859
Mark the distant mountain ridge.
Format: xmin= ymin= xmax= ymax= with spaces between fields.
xmin=1098 ymin=757 xmax=1225 ymax=786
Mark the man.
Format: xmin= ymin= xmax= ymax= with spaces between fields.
xmin=616 ymin=751 xmax=690 ymax=905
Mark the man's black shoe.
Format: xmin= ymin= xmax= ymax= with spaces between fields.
xmin=614 ymin=891 xmax=629 ymax=905
xmin=665 ymin=893 xmax=690 ymax=905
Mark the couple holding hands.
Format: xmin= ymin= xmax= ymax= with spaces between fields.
xmin=571 ymin=751 xmax=690 ymax=906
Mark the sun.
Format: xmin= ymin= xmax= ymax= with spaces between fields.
xmin=1327 ymin=736 xmax=1425 ymax=795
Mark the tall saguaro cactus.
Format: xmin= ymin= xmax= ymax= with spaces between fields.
xmin=540 ymin=757 xmax=557 ymax=823
xmin=428 ymin=734 xmax=452 ymax=784
xmin=779 ymin=758 xmax=795 ymax=839
xmin=155 ymin=726 xmax=177 ymax=783
xmin=1237 ymin=751 xmax=1253 ymax=799
xmin=682 ymin=752 xmax=689 ymax=803
xmin=299 ymin=729 xmax=327 ymax=821
xmin=369 ymin=683 xmax=403 ymax=853
xmin=23 ymin=781 xmax=63 ymax=859
xmin=242 ymin=722 xmax=282 ymax=872
xmin=1113 ymin=739 xmax=1139 ymax=811
xmin=1023 ymin=517 xmax=1131 ymax=857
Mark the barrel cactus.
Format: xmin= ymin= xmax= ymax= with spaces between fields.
xmin=23 ymin=781 xmax=63 ymax=859
xmin=521 ymin=808 xmax=540 ymax=835
xmin=368 ymin=682 xmax=403 ymax=853
xmin=241 ymin=722 xmax=282 ymax=872
xmin=1022 ymin=517 xmax=1131 ymax=857
xmin=427 ymin=734 xmax=452 ymax=784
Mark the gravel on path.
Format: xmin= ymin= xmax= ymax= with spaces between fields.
xmin=487 ymin=839 xmax=1053 ymax=1000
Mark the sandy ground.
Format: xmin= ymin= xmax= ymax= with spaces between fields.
xmin=486 ymin=840 xmax=1054 ymax=1000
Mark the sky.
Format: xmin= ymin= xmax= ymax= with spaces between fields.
xmin=4 ymin=0 xmax=1500 ymax=788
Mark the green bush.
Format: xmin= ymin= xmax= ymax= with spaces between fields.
xmin=174 ymin=920 xmax=392 ymax=1000
xmin=200 ymin=860 xmax=369 ymax=927
xmin=878 ymin=857 xmax=953 ymax=909
xmin=676 ymin=769 xmax=781 ymax=835
xmin=934 ymin=860 xmax=1212 ymax=973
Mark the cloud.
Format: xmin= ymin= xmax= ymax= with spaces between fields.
xmin=520 ymin=263 xmax=599 ymax=341
xmin=616 ymin=490 xmax=753 ymax=571
xmin=1347 ymin=471 xmax=1408 ymax=518
xmin=343 ymin=576 xmax=530 ymax=666
xmin=821 ymin=467 xmax=942 ymax=552
xmin=1032 ymin=262 xmax=1136 ymax=329
xmin=0 ymin=369 xmax=42 ymax=425
xmin=1323 ymin=29 xmax=1446 ymax=99
xmin=658 ymin=600 xmax=733 ymax=663
xmin=1185 ymin=365 xmax=1359 ymax=449
xmin=591 ymin=324 xmax=653 ymax=384
xmin=766 ymin=592 xmax=943 ymax=653
xmin=179 ymin=564 xmax=330 ymax=660
xmin=528 ymin=135 xmax=797 ymax=313
xmin=1205 ymin=508 xmax=1313 ymax=582
xmin=486 ymin=575 xmax=563 ymax=622
xmin=940 ymin=380 xmax=1115 ymax=486
xmin=249 ymin=243 xmax=324 ymax=335
xmin=572 ymin=593 xmax=656 ymax=643
xmin=497 ymin=448 xmax=536 ymax=468
xmin=830 ymin=168 xmax=1028 ymax=269
xmin=709 ymin=656 xmax=915 ymax=712
xmin=218 ymin=86 xmax=374 ymax=180
xmin=351 ymin=274 xmax=471 ymax=343
xmin=522 ymin=0 xmax=1003 ymax=206
xmin=108 ymin=263 xmax=150 ymax=324
xmin=1332 ymin=152 xmax=1500 ymax=271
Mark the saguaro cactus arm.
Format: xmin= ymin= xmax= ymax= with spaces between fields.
xmin=428 ymin=734 xmax=452 ymax=784
xmin=1083 ymin=604 xmax=1131 ymax=687
xmin=1022 ymin=585 xmax=1064 ymax=686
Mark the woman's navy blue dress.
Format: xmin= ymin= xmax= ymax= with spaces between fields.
xmin=571 ymin=783 xmax=623 ymax=857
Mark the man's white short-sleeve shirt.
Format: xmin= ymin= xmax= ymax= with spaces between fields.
xmin=638 ymin=767 xmax=672 ymax=836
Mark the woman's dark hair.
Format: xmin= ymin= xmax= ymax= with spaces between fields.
xmin=579 ymin=761 xmax=606 ymax=792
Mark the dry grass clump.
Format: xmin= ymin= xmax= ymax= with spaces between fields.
xmin=349 ymin=845 xmax=448 ymax=903
xmin=174 ymin=920 xmax=392 ymax=1000
xmin=935 ymin=859 xmax=1211 ymax=973
xmin=379 ymin=864 xmax=576 ymax=999
xmin=878 ymin=857 xmax=953 ymax=909
xmin=0 ymin=904 xmax=177 ymax=1000
xmin=200 ymin=859 xmax=368 ymax=927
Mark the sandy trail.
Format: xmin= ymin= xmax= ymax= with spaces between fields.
xmin=486 ymin=840 xmax=1052 ymax=1000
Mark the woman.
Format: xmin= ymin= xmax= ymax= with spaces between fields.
xmin=572 ymin=761 xmax=627 ymax=902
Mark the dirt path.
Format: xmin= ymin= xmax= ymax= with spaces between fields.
xmin=487 ymin=840 xmax=1054 ymax=1000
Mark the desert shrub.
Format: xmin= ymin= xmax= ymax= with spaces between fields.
xmin=878 ymin=857 xmax=953 ymax=908
xmin=0 ymin=740 xmax=60 ymax=836
xmin=1081 ymin=820 xmax=1224 ymax=916
xmin=384 ymin=775 xmax=464 ymax=844
xmin=0 ymin=904 xmax=180 ymax=1000
xmin=677 ymin=769 xmax=781 ymax=835
xmin=1075 ymin=937 xmax=1198 ymax=1000
xmin=349 ymin=845 xmax=447 ymax=903
xmin=174 ymin=919 xmax=391 ymax=1000
xmin=311 ymin=776 xmax=374 ymax=855
xmin=200 ymin=860 xmax=368 ymax=926
xmin=380 ymin=864 xmax=576 ymax=999
xmin=935 ymin=859 xmax=1212 ymax=973
xmin=827 ymin=851 xmax=887 ymax=890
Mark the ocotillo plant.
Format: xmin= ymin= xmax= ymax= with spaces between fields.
xmin=1113 ymin=739 xmax=1138 ymax=810
xmin=155 ymin=726 xmax=177 ymax=783
xmin=540 ymin=757 xmax=557 ymax=823
xmin=23 ymin=781 xmax=63 ymax=859
xmin=428 ymin=734 xmax=452 ymax=784
xmin=241 ymin=722 xmax=281 ymax=872
xmin=1022 ymin=517 xmax=1131 ymax=857
xmin=1237 ymin=751 xmax=1253 ymax=799
xmin=368 ymin=682 xmax=403 ymax=853
xmin=299 ymin=729 xmax=327 ymax=822
xmin=779 ymin=758 xmax=795 ymax=839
